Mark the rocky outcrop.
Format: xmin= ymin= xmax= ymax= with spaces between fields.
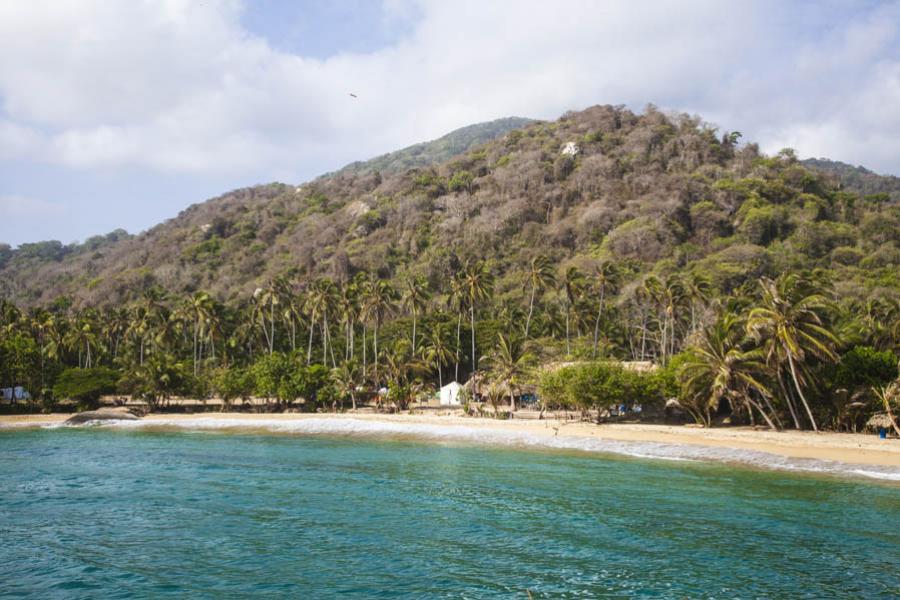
xmin=64 ymin=408 xmax=141 ymax=426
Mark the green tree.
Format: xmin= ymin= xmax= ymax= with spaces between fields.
xmin=747 ymin=274 xmax=840 ymax=431
xmin=591 ymin=262 xmax=618 ymax=359
xmin=53 ymin=367 xmax=118 ymax=410
xmin=461 ymin=260 xmax=493 ymax=374
xmin=523 ymin=256 xmax=555 ymax=339
xmin=679 ymin=314 xmax=777 ymax=429
xmin=483 ymin=333 xmax=535 ymax=412
xmin=424 ymin=324 xmax=454 ymax=388
xmin=402 ymin=275 xmax=431 ymax=354
xmin=561 ymin=266 xmax=586 ymax=356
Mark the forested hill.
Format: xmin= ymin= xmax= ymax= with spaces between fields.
xmin=322 ymin=116 xmax=535 ymax=178
xmin=801 ymin=158 xmax=900 ymax=202
xmin=1 ymin=104 xmax=899 ymax=309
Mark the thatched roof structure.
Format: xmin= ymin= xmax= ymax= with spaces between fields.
xmin=865 ymin=413 xmax=897 ymax=432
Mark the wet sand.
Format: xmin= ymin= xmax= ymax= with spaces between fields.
xmin=3 ymin=411 xmax=899 ymax=468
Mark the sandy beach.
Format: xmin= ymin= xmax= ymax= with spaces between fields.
xmin=3 ymin=411 xmax=899 ymax=471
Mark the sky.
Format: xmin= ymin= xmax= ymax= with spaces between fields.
xmin=1 ymin=0 xmax=899 ymax=247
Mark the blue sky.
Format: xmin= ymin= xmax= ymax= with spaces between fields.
xmin=1 ymin=0 xmax=899 ymax=247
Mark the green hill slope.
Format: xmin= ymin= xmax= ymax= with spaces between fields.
xmin=1 ymin=105 xmax=898 ymax=310
xmin=323 ymin=116 xmax=535 ymax=178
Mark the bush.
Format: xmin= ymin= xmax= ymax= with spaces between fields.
xmin=53 ymin=367 xmax=119 ymax=410
xmin=537 ymin=361 xmax=668 ymax=417
xmin=448 ymin=170 xmax=474 ymax=193
xmin=212 ymin=367 xmax=254 ymax=403
xmin=250 ymin=353 xmax=335 ymax=409
xmin=834 ymin=346 xmax=898 ymax=389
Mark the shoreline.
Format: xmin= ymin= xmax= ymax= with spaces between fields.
xmin=3 ymin=412 xmax=900 ymax=480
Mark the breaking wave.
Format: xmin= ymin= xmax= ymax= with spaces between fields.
xmin=64 ymin=416 xmax=900 ymax=482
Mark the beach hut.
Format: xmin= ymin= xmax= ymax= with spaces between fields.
xmin=440 ymin=382 xmax=462 ymax=406
xmin=866 ymin=413 xmax=898 ymax=436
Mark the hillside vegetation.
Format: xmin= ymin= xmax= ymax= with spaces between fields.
xmin=802 ymin=158 xmax=900 ymax=202
xmin=2 ymin=104 xmax=899 ymax=431
xmin=322 ymin=116 xmax=534 ymax=178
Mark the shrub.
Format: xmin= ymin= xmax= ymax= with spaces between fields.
xmin=537 ymin=361 xmax=669 ymax=417
xmin=53 ymin=367 xmax=119 ymax=410
xmin=212 ymin=367 xmax=254 ymax=403
xmin=834 ymin=346 xmax=898 ymax=389
xmin=448 ymin=170 xmax=474 ymax=193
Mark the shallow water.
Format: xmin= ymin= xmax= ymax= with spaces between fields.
xmin=1 ymin=428 xmax=899 ymax=598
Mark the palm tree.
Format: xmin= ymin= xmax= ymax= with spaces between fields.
xmin=351 ymin=273 xmax=372 ymax=375
xmin=684 ymin=272 xmax=713 ymax=335
xmin=872 ymin=378 xmax=900 ymax=437
xmin=523 ymin=256 xmax=555 ymax=339
xmin=381 ymin=340 xmax=423 ymax=411
xmin=483 ymin=333 xmax=534 ymax=412
xmin=591 ymin=261 xmax=618 ymax=359
xmin=29 ymin=308 xmax=57 ymax=392
xmin=102 ymin=307 xmax=129 ymax=362
xmin=646 ymin=274 xmax=687 ymax=364
xmin=680 ymin=313 xmax=778 ymax=429
xmin=363 ymin=279 xmax=397 ymax=383
xmin=424 ymin=324 xmax=454 ymax=388
xmin=448 ymin=272 xmax=467 ymax=382
xmin=281 ymin=283 xmax=304 ymax=353
xmin=336 ymin=280 xmax=359 ymax=361
xmin=561 ymin=266 xmax=585 ymax=356
xmin=747 ymin=274 xmax=839 ymax=432
xmin=63 ymin=310 xmax=99 ymax=369
xmin=461 ymin=260 xmax=493 ymax=375
xmin=307 ymin=279 xmax=337 ymax=368
xmin=185 ymin=291 xmax=215 ymax=376
xmin=130 ymin=288 xmax=166 ymax=366
xmin=253 ymin=279 xmax=285 ymax=355
xmin=331 ymin=361 xmax=360 ymax=411
xmin=402 ymin=275 xmax=431 ymax=354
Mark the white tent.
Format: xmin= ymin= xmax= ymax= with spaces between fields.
xmin=439 ymin=381 xmax=462 ymax=406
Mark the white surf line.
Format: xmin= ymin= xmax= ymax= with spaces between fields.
xmin=68 ymin=416 xmax=900 ymax=482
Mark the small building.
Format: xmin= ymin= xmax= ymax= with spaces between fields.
xmin=439 ymin=382 xmax=463 ymax=406
xmin=0 ymin=386 xmax=31 ymax=402
xmin=561 ymin=141 xmax=579 ymax=156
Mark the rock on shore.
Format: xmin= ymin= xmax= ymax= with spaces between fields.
xmin=64 ymin=408 xmax=142 ymax=426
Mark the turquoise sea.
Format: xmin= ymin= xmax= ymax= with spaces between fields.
xmin=1 ymin=426 xmax=899 ymax=598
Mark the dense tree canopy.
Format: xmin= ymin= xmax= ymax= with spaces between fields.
xmin=1 ymin=105 xmax=898 ymax=428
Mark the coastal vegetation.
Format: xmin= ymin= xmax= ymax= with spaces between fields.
xmin=1 ymin=105 xmax=899 ymax=432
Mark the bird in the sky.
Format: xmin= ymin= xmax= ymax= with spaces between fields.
xmin=349 ymin=93 xmax=358 ymax=98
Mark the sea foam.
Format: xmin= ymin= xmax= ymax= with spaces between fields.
xmin=71 ymin=416 xmax=900 ymax=482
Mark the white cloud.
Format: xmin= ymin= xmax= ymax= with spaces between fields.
xmin=0 ymin=0 xmax=899 ymax=178
xmin=0 ymin=194 xmax=65 ymax=218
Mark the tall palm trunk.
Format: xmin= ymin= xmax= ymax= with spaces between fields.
xmin=193 ymin=322 xmax=199 ymax=376
xmin=787 ymin=350 xmax=818 ymax=432
xmin=269 ymin=300 xmax=275 ymax=354
xmin=321 ymin=319 xmax=328 ymax=366
xmin=455 ymin=311 xmax=462 ymax=381
xmin=470 ymin=303 xmax=476 ymax=374
xmin=307 ymin=321 xmax=314 ymax=366
xmin=745 ymin=396 xmax=778 ymax=430
xmin=776 ymin=370 xmax=802 ymax=429
xmin=524 ymin=285 xmax=536 ymax=339
xmin=290 ymin=320 xmax=296 ymax=352
xmin=592 ymin=286 xmax=605 ymax=358
xmin=373 ymin=322 xmax=379 ymax=383
xmin=325 ymin=317 xmax=337 ymax=368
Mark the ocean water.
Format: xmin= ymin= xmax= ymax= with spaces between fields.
xmin=1 ymin=427 xmax=899 ymax=598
